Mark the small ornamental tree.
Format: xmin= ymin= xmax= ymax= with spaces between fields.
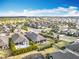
xmin=9 ymin=38 xmax=16 ymax=51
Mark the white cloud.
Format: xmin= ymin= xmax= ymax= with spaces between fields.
xmin=0 ymin=6 xmax=79 ymax=16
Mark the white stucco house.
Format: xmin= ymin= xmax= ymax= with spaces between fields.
xmin=12 ymin=33 xmax=29 ymax=49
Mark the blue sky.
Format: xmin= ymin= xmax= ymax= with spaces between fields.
xmin=0 ymin=0 xmax=79 ymax=16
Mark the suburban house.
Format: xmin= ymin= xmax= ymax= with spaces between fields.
xmin=68 ymin=29 xmax=76 ymax=34
xmin=74 ymin=39 xmax=79 ymax=43
xmin=75 ymin=30 xmax=79 ymax=36
xmin=53 ymin=33 xmax=60 ymax=40
xmin=0 ymin=33 xmax=9 ymax=49
xmin=12 ymin=33 xmax=29 ymax=49
xmin=76 ymin=24 xmax=79 ymax=29
xmin=14 ymin=27 xmax=22 ymax=34
xmin=58 ymin=25 xmax=68 ymax=33
xmin=2 ymin=25 xmax=10 ymax=32
xmin=25 ymin=31 xmax=46 ymax=43
xmin=47 ymin=50 xmax=79 ymax=59
xmin=65 ymin=29 xmax=76 ymax=35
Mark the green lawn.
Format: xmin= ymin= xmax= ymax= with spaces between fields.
xmin=0 ymin=50 xmax=7 ymax=58
xmin=55 ymin=41 xmax=69 ymax=48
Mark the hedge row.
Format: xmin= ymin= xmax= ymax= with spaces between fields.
xmin=40 ymin=33 xmax=54 ymax=38
xmin=12 ymin=45 xmax=37 ymax=55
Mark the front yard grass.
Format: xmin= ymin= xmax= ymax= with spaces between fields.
xmin=54 ymin=41 xmax=70 ymax=49
xmin=0 ymin=50 xmax=9 ymax=58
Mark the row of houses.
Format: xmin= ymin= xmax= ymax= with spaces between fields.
xmin=0 ymin=31 xmax=47 ymax=49
xmin=27 ymin=21 xmax=51 ymax=28
xmin=57 ymin=25 xmax=79 ymax=36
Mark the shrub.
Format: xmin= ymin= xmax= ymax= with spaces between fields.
xmin=10 ymin=28 xmax=14 ymax=33
xmin=29 ymin=41 xmax=34 ymax=45
xmin=9 ymin=38 xmax=16 ymax=51
xmin=60 ymin=47 xmax=66 ymax=50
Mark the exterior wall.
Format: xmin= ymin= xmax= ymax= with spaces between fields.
xmin=15 ymin=41 xmax=29 ymax=49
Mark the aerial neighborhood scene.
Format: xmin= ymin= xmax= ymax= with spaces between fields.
xmin=0 ymin=0 xmax=79 ymax=59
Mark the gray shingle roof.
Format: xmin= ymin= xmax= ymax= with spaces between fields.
xmin=48 ymin=51 xmax=79 ymax=59
xmin=22 ymin=53 xmax=45 ymax=59
xmin=12 ymin=33 xmax=28 ymax=43
xmin=0 ymin=36 xmax=9 ymax=46
xmin=66 ymin=43 xmax=79 ymax=53
xmin=25 ymin=32 xmax=46 ymax=42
